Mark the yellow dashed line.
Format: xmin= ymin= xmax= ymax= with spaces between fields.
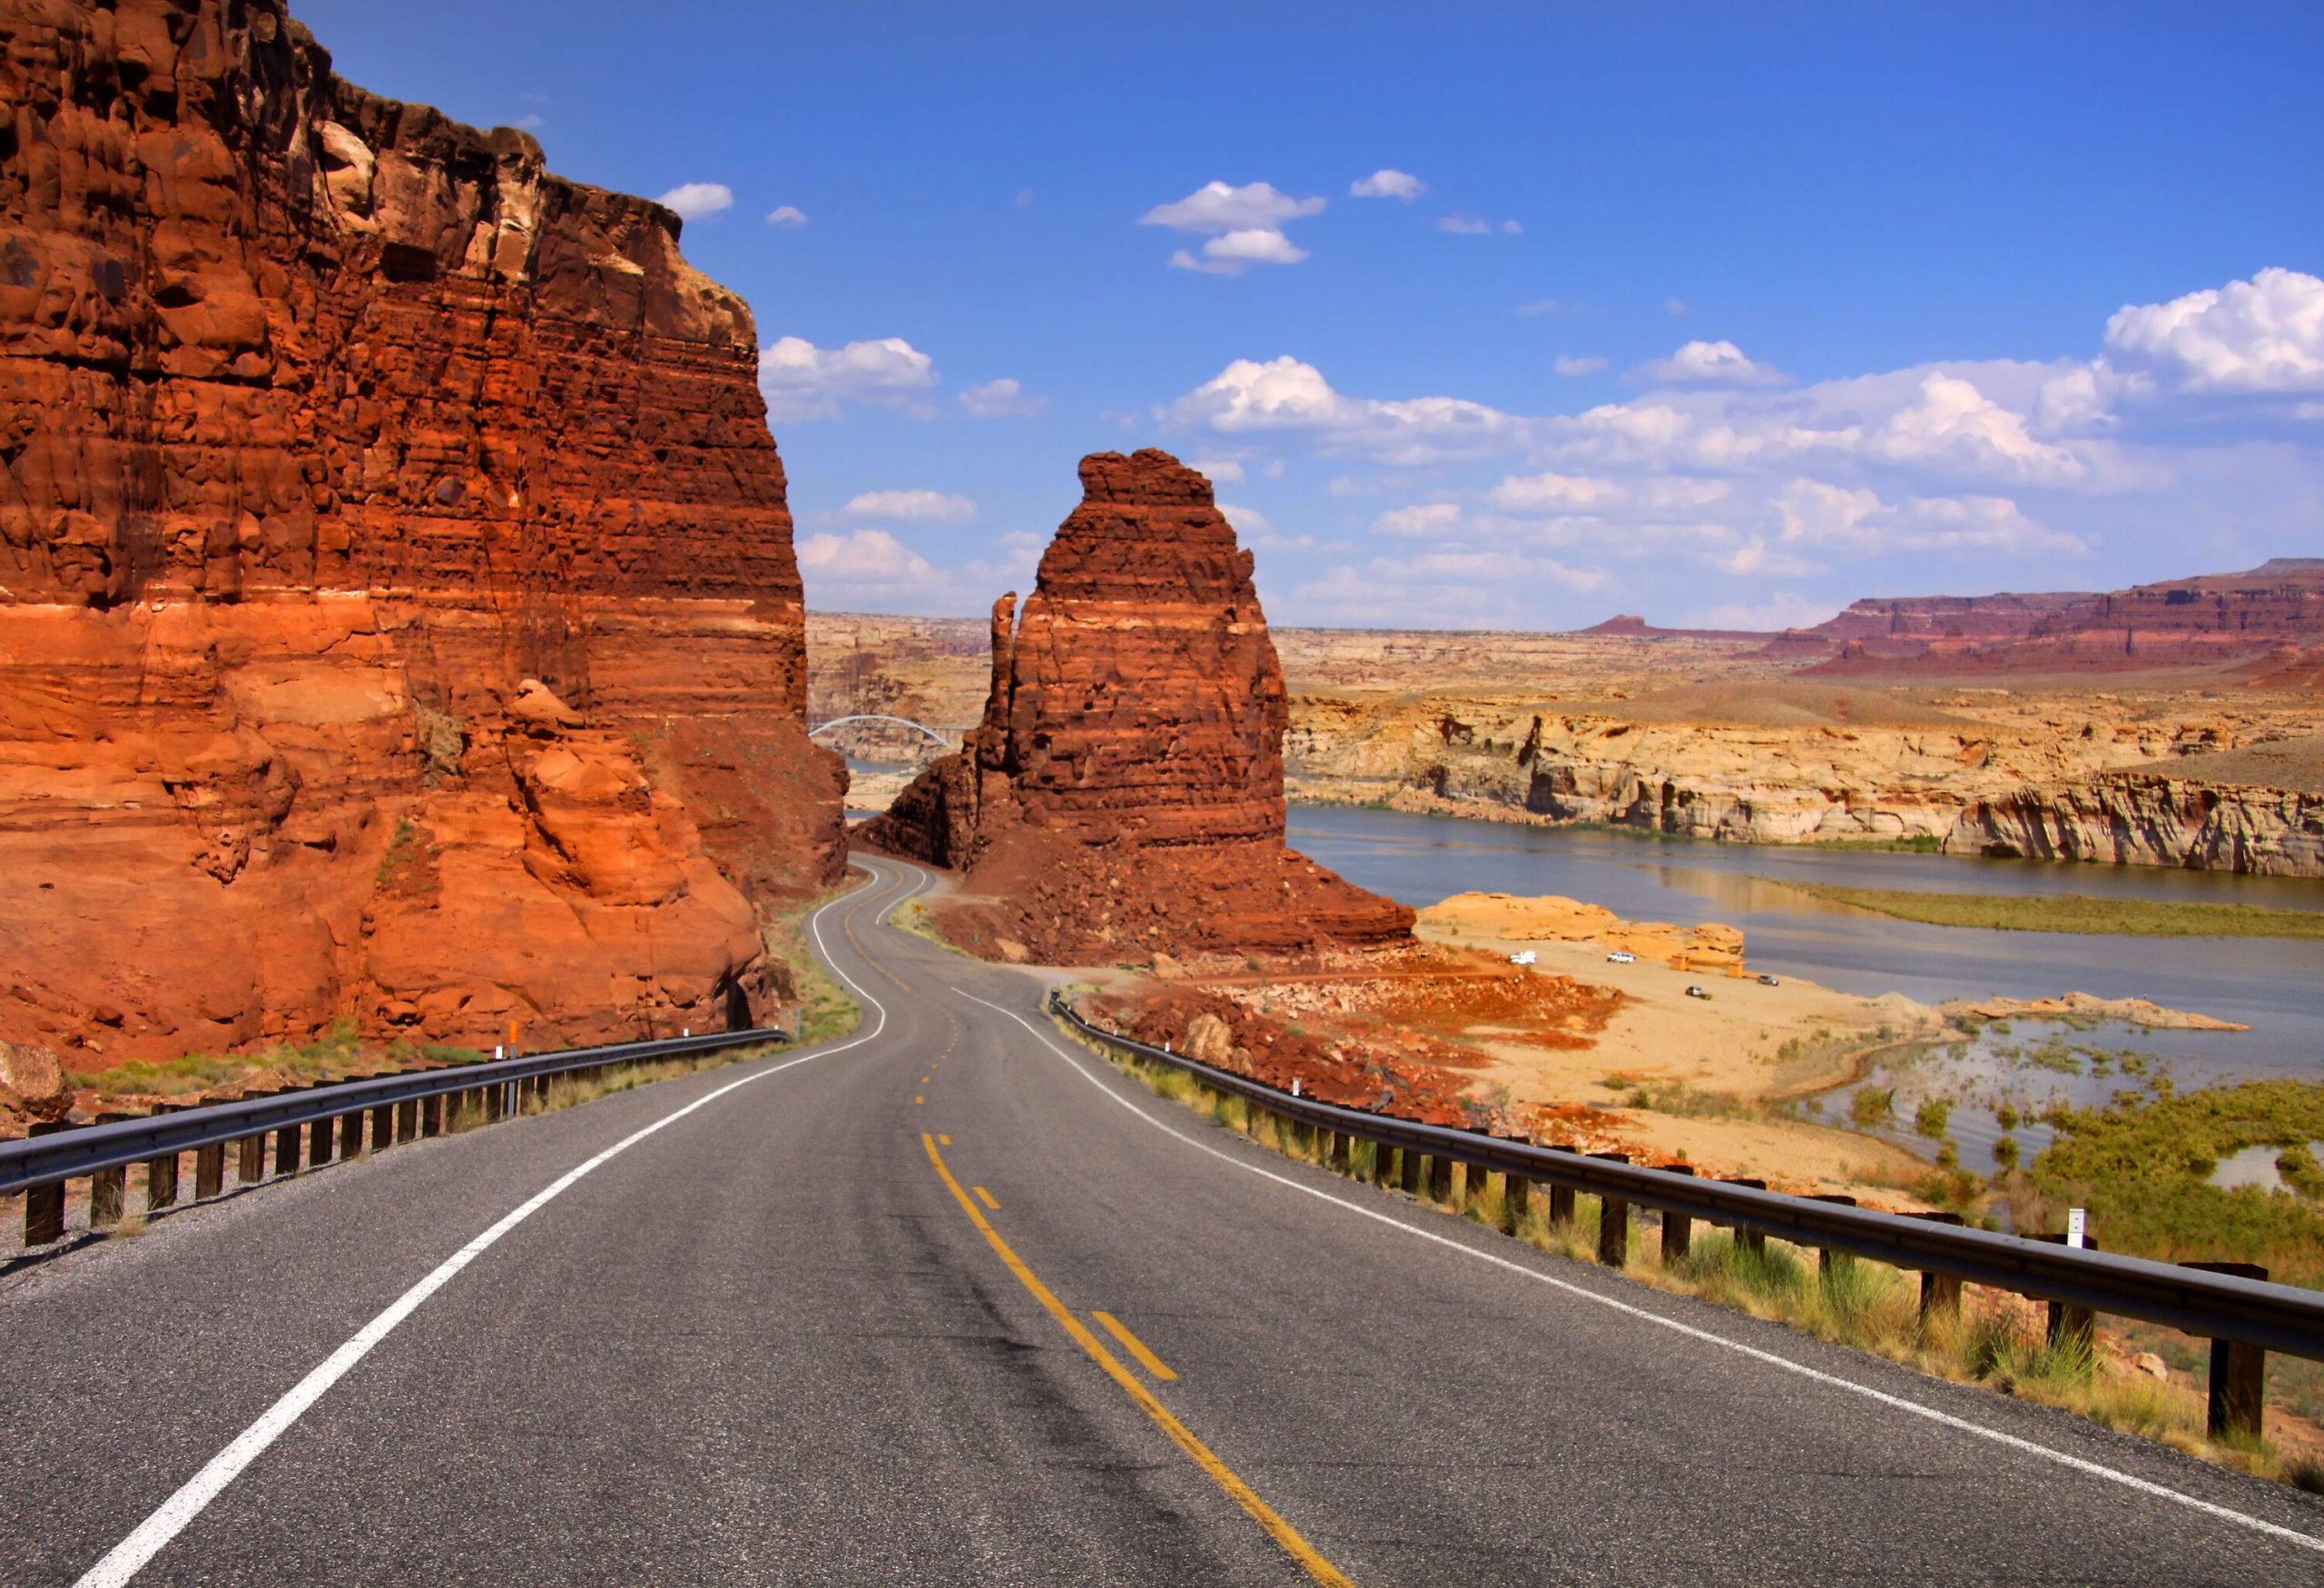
xmin=921 ymin=1133 xmax=1351 ymax=1587
xmin=1092 ymin=1310 xmax=1179 ymax=1383
xmin=973 ymin=1184 xmax=1000 ymax=1210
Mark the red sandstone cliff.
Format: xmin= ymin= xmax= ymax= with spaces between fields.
xmin=860 ymin=450 xmax=1413 ymax=962
xmin=0 ymin=0 xmax=843 ymax=1067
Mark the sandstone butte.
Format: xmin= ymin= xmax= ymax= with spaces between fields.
xmin=860 ymin=449 xmax=1414 ymax=962
xmin=0 ymin=0 xmax=844 ymax=1071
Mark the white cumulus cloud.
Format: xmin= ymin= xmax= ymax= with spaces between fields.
xmin=1142 ymin=180 xmax=1325 ymax=232
xmin=1166 ymin=356 xmax=1519 ymax=465
xmin=1553 ymin=355 xmax=1610 ymax=377
xmin=1869 ymin=372 xmax=2086 ymax=484
xmin=1633 ymin=340 xmax=1787 ymax=388
xmin=2102 ymin=267 xmax=2324 ymax=394
xmin=656 ymin=182 xmax=734 ymax=220
xmin=1144 ymin=181 xmax=1326 ymax=274
xmin=844 ymin=489 xmax=976 ymax=522
xmin=958 ymin=378 xmax=1047 ymax=418
xmin=1485 ymin=471 xmax=1623 ymax=511
xmin=758 ymin=335 xmax=937 ymax=420
xmin=796 ymin=529 xmax=939 ymax=603
xmin=1351 ymin=168 xmax=1425 ymax=201
xmin=764 ymin=204 xmax=810 ymax=227
xmin=1171 ymin=227 xmax=1309 ymax=275
xmin=1191 ymin=458 xmax=1247 ymax=483
xmin=1372 ymin=502 xmax=1464 ymax=538
xmin=1773 ymin=478 xmax=2087 ymax=556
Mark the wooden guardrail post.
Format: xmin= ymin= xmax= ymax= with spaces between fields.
xmin=1721 ymin=1177 xmax=1768 ymax=1255
xmin=23 ymin=1120 xmax=68 ymax=1245
xmin=421 ymin=1092 xmax=445 ymax=1137
xmin=1331 ymin=1130 xmax=1352 ymax=1173
xmin=1373 ymin=1143 xmax=1396 ymax=1188
xmin=370 ymin=1098 xmax=396 ymax=1149
xmin=339 ymin=1097 xmax=366 ymax=1159
xmin=1501 ymin=1169 xmax=1530 ymax=1233
xmin=484 ymin=1082 xmax=504 ymax=1125
xmin=274 ymin=1108 xmax=302 ymax=1175
xmin=1810 ymin=1195 xmax=1858 ymax=1282
xmin=1590 ymin=1151 xmax=1630 ymax=1267
xmin=1911 ymin=1211 xmax=1965 ymax=1320
xmin=143 ymin=1139 xmax=180 ymax=1215
xmin=1399 ymin=1147 xmax=1423 ymax=1196
xmin=308 ymin=1102 xmax=335 ymax=1167
xmin=396 ymin=1098 xmax=419 ymax=1141
xmin=2034 ymin=1232 xmax=2098 ymax=1354
xmin=1427 ymin=1153 xmax=1452 ymax=1205
xmin=90 ymin=1113 xmax=131 ymax=1228
xmin=1541 ymin=1144 xmax=1577 ymax=1227
xmin=194 ymin=1135 xmax=225 ymax=1200
xmin=141 ymin=1107 xmax=182 ymax=1213
xmin=1660 ymin=1164 xmax=1696 ymax=1261
xmin=2181 ymin=1261 xmax=2269 ymax=1441
xmin=236 ymin=1090 xmax=276 ymax=1184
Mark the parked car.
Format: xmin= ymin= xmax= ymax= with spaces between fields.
xmin=1685 ymin=984 xmax=1711 ymax=1001
xmin=1757 ymin=973 xmax=1781 ymax=986
xmin=1509 ymin=950 xmax=1538 ymax=966
xmin=1606 ymin=950 xmax=1637 ymax=964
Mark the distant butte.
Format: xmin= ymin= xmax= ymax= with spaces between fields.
xmin=860 ymin=449 xmax=1415 ymax=963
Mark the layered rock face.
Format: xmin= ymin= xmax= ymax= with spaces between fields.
xmin=1795 ymin=590 xmax=2089 ymax=651
xmin=861 ymin=450 xmax=1413 ymax=961
xmin=1289 ymin=692 xmax=2231 ymax=844
xmin=1795 ymin=561 xmax=2324 ymax=674
xmin=1949 ymin=771 xmax=2324 ymax=875
xmin=0 ymin=0 xmax=842 ymax=1066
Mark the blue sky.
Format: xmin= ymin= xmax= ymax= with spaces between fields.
xmin=300 ymin=1 xmax=2324 ymax=628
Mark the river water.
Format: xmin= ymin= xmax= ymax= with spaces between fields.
xmin=1285 ymin=805 xmax=2324 ymax=1169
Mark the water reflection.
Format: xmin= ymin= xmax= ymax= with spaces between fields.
xmin=1286 ymin=804 xmax=2324 ymax=1084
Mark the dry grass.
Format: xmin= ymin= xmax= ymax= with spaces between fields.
xmin=1060 ymin=1009 xmax=2319 ymax=1491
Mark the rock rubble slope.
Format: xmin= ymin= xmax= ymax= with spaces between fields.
xmin=0 ymin=0 xmax=843 ymax=1067
xmin=861 ymin=450 xmax=1413 ymax=961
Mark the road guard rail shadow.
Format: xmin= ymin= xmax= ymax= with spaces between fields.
xmin=3 ymin=1025 xmax=787 ymax=1253
xmin=1052 ymin=992 xmax=2323 ymax=1441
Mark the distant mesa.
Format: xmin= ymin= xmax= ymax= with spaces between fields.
xmin=1785 ymin=560 xmax=2324 ymax=679
xmin=1576 ymin=614 xmax=1780 ymax=642
xmin=859 ymin=449 xmax=1415 ymax=963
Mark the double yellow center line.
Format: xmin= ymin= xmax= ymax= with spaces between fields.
xmin=921 ymin=1133 xmax=1353 ymax=1586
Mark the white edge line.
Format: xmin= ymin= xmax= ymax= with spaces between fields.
xmin=955 ymin=980 xmax=2324 ymax=1557
xmin=74 ymin=861 xmax=920 ymax=1588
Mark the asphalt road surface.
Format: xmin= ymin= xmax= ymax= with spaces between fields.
xmin=4 ymin=854 xmax=2320 ymax=1584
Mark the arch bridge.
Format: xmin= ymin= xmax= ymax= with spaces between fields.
xmin=807 ymin=714 xmax=960 ymax=752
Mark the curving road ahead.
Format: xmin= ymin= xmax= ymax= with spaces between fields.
xmin=3 ymin=855 xmax=2319 ymax=1584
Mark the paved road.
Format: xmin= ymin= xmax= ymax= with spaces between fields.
xmin=4 ymin=855 xmax=2320 ymax=1584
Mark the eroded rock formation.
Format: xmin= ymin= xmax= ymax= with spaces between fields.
xmin=0 ymin=0 xmax=842 ymax=1067
xmin=861 ymin=449 xmax=1413 ymax=961
xmin=1947 ymin=773 xmax=2324 ymax=874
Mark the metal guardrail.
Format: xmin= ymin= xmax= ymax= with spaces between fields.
xmin=1 ymin=1025 xmax=787 ymax=1205
xmin=1051 ymin=995 xmax=2324 ymax=1394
